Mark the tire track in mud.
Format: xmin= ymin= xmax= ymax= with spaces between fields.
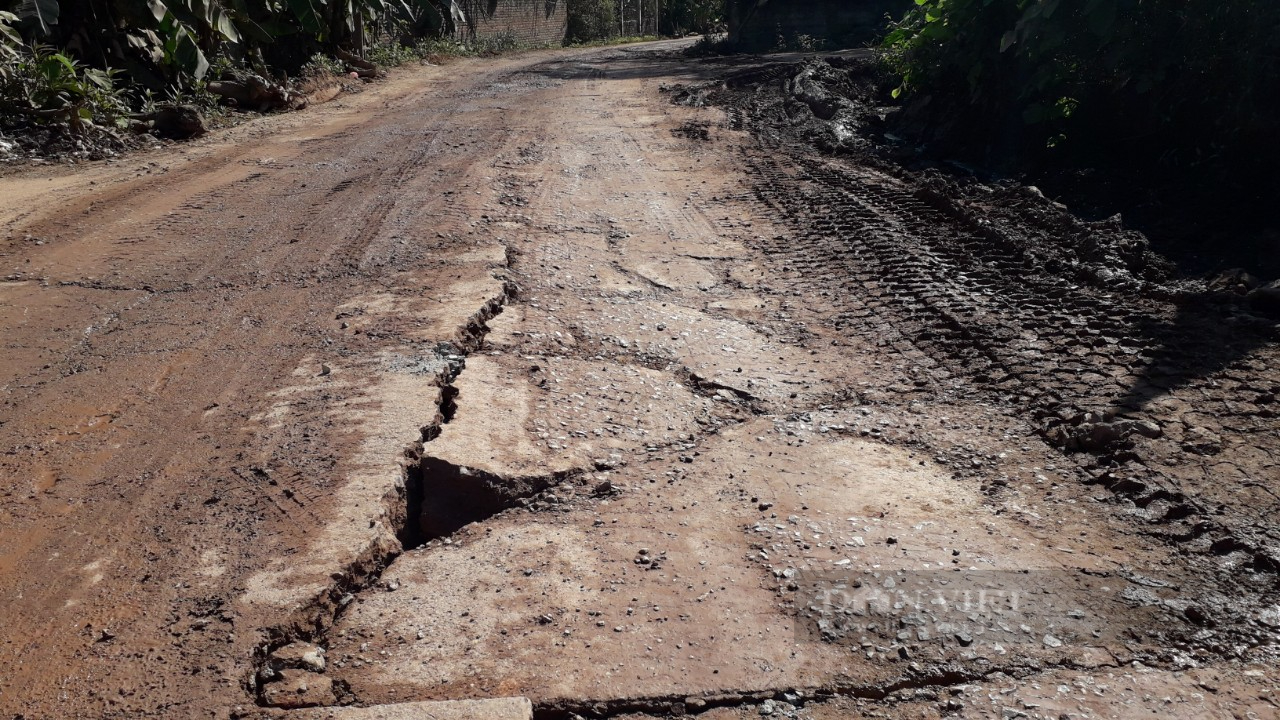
xmin=730 ymin=144 xmax=1280 ymax=615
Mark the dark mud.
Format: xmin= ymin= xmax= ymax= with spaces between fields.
xmin=677 ymin=55 xmax=1280 ymax=658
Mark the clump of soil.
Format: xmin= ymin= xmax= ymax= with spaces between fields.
xmin=676 ymin=55 xmax=1181 ymax=293
xmin=695 ymin=54 xmax=1280 ymax=283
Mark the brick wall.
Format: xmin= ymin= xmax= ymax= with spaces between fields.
xmin=728 ymin=0 xmax=911 ymax=51
xmin=454 ymin=0 xmax=568 ymax=45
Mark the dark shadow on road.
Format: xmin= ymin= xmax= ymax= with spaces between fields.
xmin=521 ymin=44 xmax=875 ymax=85
xmin=1113 ymin=298 xmax=1278 ymax=415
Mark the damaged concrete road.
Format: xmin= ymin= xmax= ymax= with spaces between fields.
xmin=1 ymin=41 xmax=1277 ymax=720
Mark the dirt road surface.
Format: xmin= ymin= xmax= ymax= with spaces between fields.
xmin=1 ymin=41 xmax=1277 ymax=719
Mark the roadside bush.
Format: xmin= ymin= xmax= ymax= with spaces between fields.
xmin=300 ymin=52 xmax=347 ymax=78
xmin=366 ymin=40 xmax=421 ymax=67
xmin=1 ymin=0 xmax=448 ymax=98
xmin=469 ymin=31 xmax=522 ymax=55
xmin=0 ymin=42 xmax=128 ymax=132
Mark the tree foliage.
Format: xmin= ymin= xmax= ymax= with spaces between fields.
xmin=663 ymin=0 xmax=719 ymax=35
xmin=2 ymin=0 xmax=723 ymax=134
xmin=2 ymin=0 xmax=446 ymax=91
xmin=566 ymin=0 xmax=616 ymax=42
xmin=883 ymin=0 xmax=1280 ymax=174
xmin=567 ymin=0 xmax=721 ymax=43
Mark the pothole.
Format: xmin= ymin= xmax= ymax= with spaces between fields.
xmin=415 ymin=458 xmax=576 ymax=539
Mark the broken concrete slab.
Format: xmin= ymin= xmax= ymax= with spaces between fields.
xmin=333 ymin=250 xmax=511 ymax=346
xmin=418 ymin=352 xmax=716 ymax=536
xmin=240 ymin=360 xmax=442 ymax=613
xmin=327 ymin=417 xmax=1170 ymax=708
xmin=240 ymin=266 xmax=511 ymax=616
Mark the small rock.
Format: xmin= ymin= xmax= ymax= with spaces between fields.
xmin=1247 ymin=280 xmax=1280 ymax=316
xmin=759 ymin=699 xmax=775 ymax=716
xmin=1182 ymin=427 xmax=1222 ymax=455
xmin=1208 ymin=268 xmax=1260 ymax=294
xmin=268 ymin=642 xmax=327 ymax=673
xmin=1043 ymin=634 xmax=1063 ymax=648
xmin=1117 ymin=418 xmax=1162 ymax=439
xmin=260 ymin=669 xmax=336 ymax=709
xmin=1082 ymin=422 xmax=1121 ymax=451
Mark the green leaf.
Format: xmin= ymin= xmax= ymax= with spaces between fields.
xmin=213 ymin=9 xmax=241 ymax=43
xmin=173 ymin=28 xmax=209 ymax=78
xmin=918 ymin=21 xmax=953 ymax=42
xmin=49 ymin=52 xmax=77 ymax=75
xmin=17 ymin=0 xmax=60 ymax=36
xmin=999 ymin=29 xmax=1016 ymax=52
xmin=188 ymin=0 xmax=212 ymax=24
xmin=285 ymin=0 xmax=324 ymax=34
xmin=0 ymin=17 xmax=21 ymax=47
xmin=342 ymin=0 xmax=355 ymax=33
xmin=147 ymin=0 xmax=168 ymax=22
xmin=83 ymin=68 xmax=113 ymax=89
xmin=234 ymin=16 xmax=275 ymax=44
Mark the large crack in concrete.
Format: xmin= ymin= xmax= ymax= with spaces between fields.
xmin=529 ymin=656 xmax=1120 ymax=719
xmin=252 ymin=273 xmax=544 ymax=708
